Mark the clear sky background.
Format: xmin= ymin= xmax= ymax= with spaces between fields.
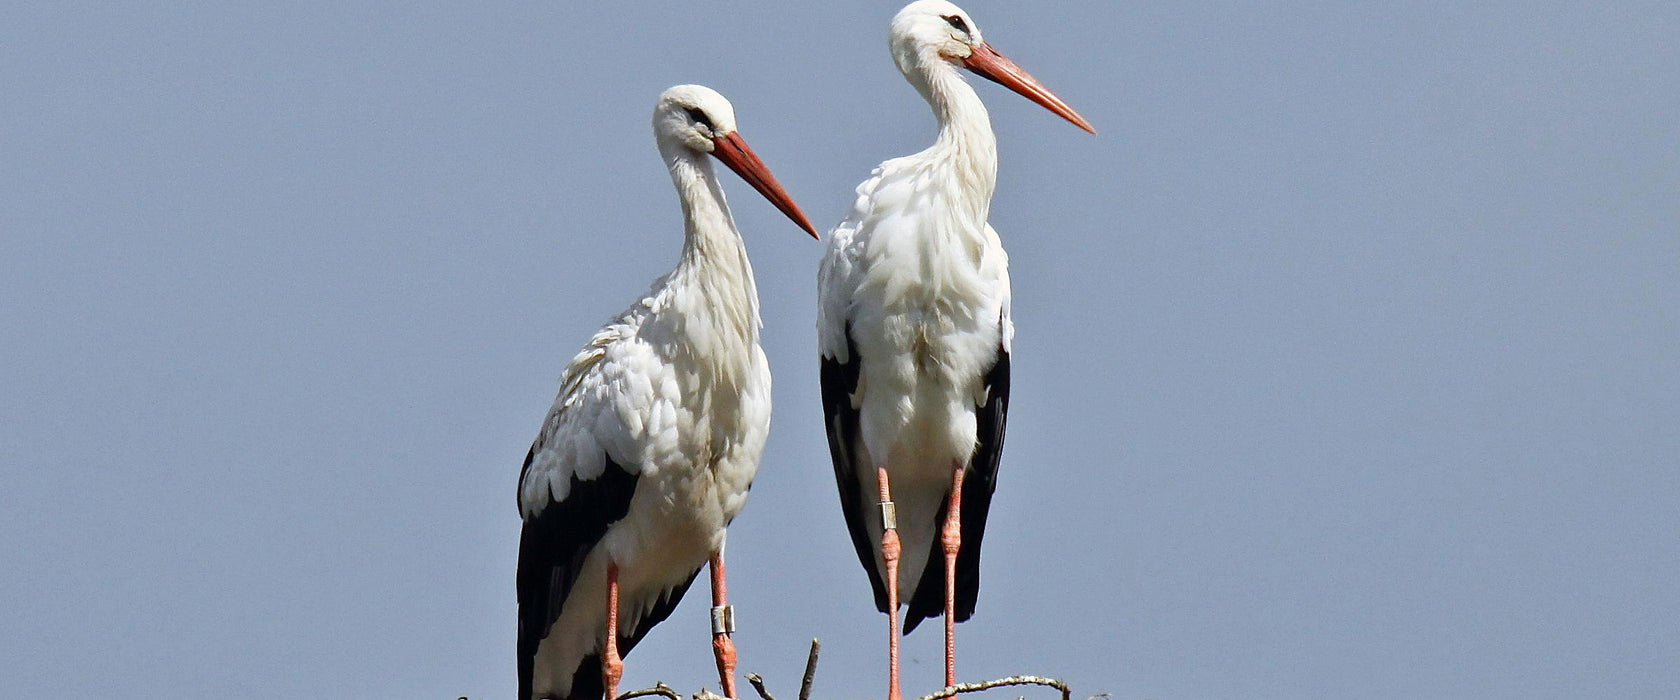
xmin=3 ymin=2 xmax=1676 ymax=699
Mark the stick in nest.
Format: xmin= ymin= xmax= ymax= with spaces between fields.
xmin=746 ymin=673 xmax=777 ymax=700
xmin=613 ymin=639 xmax=1068 ymax=700
xmin=615 ymin=683 xmax=683 ymax=700
xmin=914 ymin=675 xmax=1072 ymax=700
xmin=798 ymin=639 xmax=820 ymax=700
xmin=737 ymin=638 xmax=820 ymax=700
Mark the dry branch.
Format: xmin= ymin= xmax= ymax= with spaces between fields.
xmin=618 ymin=683 xmax=683 ymax=700
xmin=914 ymin=675 xmax=1071 ymax=700
xmin=746 ymin=673 xmax=777 ymax=700
xmin=798 ymin=639 xmax=821 ymax=700
xmin=603 ymin=638 xmax=1070 ymax=700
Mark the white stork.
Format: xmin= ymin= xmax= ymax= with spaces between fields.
xmin=816 ymin=2 xmax=1094 ymax=697
xmin=518 ymin=84 xmax=817 ymax=700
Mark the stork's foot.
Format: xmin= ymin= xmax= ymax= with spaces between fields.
xmin=709 ymin=552 xmax=739 ymax=698
xmin=877 ymin=465 xmax=904 ymax=700
xmin=603 ymin=654 xmax=624 ymax=700
xmin=712 ymin=630 xmax=738 ymax=698
xmin=884 ymin=528 xmax=903 ymax=700
xmin=604 ymin=562 xmax=623 ymax=700
xmin=882 ymin=516 xmax=903 ymax=700
xmin=942 ymin=465 xmax=966 ymax=687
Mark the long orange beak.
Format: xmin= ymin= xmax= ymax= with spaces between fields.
xmin=710 ymin=131 xmax=820 ymax=239
xmin=963 ymin=42 xmax=1096 ymax=134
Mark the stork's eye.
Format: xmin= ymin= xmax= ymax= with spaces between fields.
xmin=943 ymin=15 xmax=969 ymax=34
xmin=684 ymin=107 xmax=713 ymax=130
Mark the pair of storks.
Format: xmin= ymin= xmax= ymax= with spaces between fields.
xmin=516 ymin=3 xmax=1094 ymax=699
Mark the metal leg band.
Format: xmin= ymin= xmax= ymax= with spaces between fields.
xmin=878 ymin=501 xmax=897 ymax=530
xmin=711 ymin=605 xmax=736 ymax=635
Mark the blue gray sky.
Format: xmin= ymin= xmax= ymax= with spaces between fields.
xmin=3 ymin=2 xmax=1676 ymax=699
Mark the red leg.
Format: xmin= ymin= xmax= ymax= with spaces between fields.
xmin=603 ymin=562 xmax=623 ymax=700
xmin=709 ymin=551 xmax=738 ymax=698
xmin=877 ymin=465 xmax=903 ymax=700
xmin=942 ymin=463 xmax=966 ymax=688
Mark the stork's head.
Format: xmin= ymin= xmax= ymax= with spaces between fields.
xmin=654 ymin=85 xmax=818 ymax=238
xmin=889 ymin=0 xmax=1095 ymax=134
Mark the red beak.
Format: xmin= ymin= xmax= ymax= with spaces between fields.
xmin=710 ymin=131 xmax=820 ymax=239
xmin=963 ymin=42 xmax=1096 ymax=134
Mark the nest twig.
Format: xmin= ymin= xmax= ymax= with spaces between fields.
xmin=746 ymin=674 xmax=777 ymax=700
xmin=798 ymin=639 xmax=821 ymax=700
xmin=610 ymin=638 xmax=1069 ymax=700
xmin=617 ymin=683 xmax=683 ymax=700
xmin=915 ymin=675 xmax=1072 ymax=700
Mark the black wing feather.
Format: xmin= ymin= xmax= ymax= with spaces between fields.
xmin=558 ymin=565 xmax=702 ymax=700
xmin=821 ymin=324 xmax=893 ymax=614
xmin=517 ymin=444 xmax=642 ymax=700
xmin=903 ymin=343 xmax=1010 ymax=633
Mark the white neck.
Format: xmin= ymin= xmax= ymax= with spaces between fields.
xmin=656 ymin=141 xmax=762 ymax=343
xmin=904 ymin=55 xmax=998 ymax=222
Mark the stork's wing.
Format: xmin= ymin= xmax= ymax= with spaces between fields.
xmin=818 ymin=184 xmax=897 ymax=614
xmin=904 ymin=340 xmax=1010 ymax=632
xmin=516 ymin=319 xmax=676 ymax=700
xmin=516 ymin=446 xmax=638 ymax=700
xmin=819 ymin=324 xmax=892 ymax=614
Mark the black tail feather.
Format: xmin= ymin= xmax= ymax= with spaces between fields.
xmin=519 ymin=566 xmax=702 ymax=700
xmin=902 ymin=465 xmax=994 ymax=633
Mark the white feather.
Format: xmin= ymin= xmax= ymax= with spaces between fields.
xmin=520 ymin=85 xmax=773 ymax=699
xmin=816 ymin=10 xmax=1015 ymax=601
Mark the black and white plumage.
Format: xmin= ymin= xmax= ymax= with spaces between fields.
xmin=821 ymin=331 xmax=1010 ymax=631
xmin=815 ymin=2 xmax=1092 ymax=695
xmin=517 ymin=84 xmax=816 ymax=700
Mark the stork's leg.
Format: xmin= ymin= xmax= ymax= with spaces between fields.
xmin=941 ymin=461 xmax=967 ymax=688
xmin=709 ymin=551 xmax=738 ymax=698
xmin=877 ymin=465 xmax=903 ymax=700
xmin=603 ymin=562 xmax=623 ymax=700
